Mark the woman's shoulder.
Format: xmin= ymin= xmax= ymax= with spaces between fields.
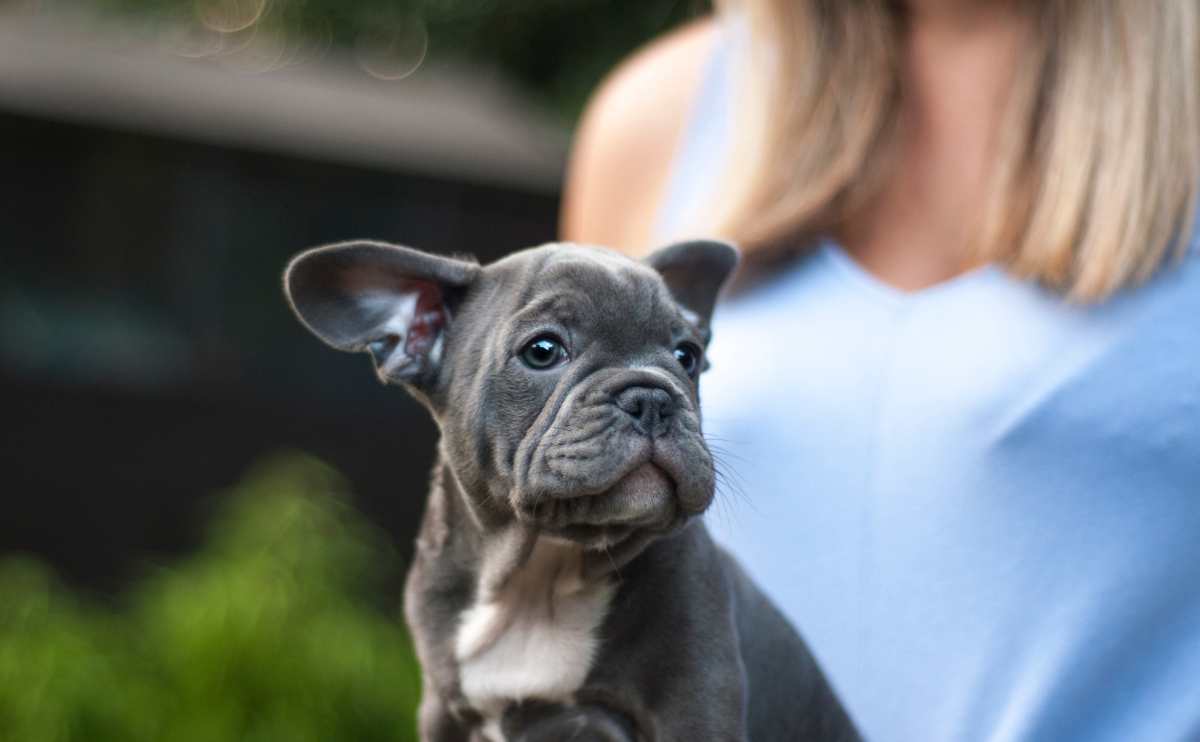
xmin=560 ymin=16 xmax=718 ymax=253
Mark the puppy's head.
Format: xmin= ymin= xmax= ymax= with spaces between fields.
xmin=284 ymin=240 xmax=737 ymax=551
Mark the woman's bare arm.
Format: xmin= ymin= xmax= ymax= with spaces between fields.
xmin=560 ymin=17 xmax=716 ymax=254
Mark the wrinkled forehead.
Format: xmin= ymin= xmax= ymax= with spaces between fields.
xmin=503 ymin=246 xmax=687 ymax=337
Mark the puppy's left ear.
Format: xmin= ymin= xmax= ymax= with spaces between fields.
xmin=644 ymin=239 xmax=740 ymax=331
xmin=284 ymin=240 xmax=480 ymax=386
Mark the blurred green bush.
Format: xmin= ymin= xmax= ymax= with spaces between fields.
xmin=0 ymin=454 xmax=422 ymax=742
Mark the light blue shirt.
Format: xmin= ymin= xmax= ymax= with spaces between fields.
xmin=661 ymin=25 xmax=1200 ymax=742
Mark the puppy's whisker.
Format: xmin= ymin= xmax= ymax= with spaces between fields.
xmin=710 ymin=452 xmax=752 ymax=506
xmin=602 ymin=540 xmax=619 ymax=580
xmin=709 ymin=454 xmax=758 ymax=527
xmin=714 ymin=469 xmax=751 ymax=509
xmin=705 ymin=438 xmax=751 ymax=466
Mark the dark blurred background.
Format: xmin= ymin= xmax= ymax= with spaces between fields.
xmin=1 ymin=0 xmax=708 ymax=591
xmin=1 ymin=3 xmax=708 ymax=736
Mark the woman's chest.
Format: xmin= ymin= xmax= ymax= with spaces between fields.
xmin=702 ymin=250 xmax=1200 ymax=493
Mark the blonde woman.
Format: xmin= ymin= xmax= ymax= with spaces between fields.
xmin=562 ymin=1 xmax=1200 ymax=740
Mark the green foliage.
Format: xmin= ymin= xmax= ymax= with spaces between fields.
xmin=60 ymin=0 xmax=709 ymax=121
xmin=0 ymin=454 xmax=422 ymax=742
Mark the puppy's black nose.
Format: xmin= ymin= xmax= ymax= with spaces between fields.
xmin=615 ymin=386 xmax=674 ymax=436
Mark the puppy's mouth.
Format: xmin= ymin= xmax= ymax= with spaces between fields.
xmin=523 ymin=463 xmax=679 ymax=550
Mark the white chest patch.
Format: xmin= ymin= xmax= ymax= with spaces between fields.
xmin=454 ymin=538 xmax=615 ymax=722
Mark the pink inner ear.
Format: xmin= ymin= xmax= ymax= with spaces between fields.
xmin=405 ymin=282 xmax=447 ymax=358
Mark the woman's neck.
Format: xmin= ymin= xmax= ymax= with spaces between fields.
xmin=835 ymin=4 xmax=1031 ymax=292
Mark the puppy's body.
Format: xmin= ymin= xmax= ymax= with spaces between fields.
xmin=285 ymin=241 xmax=858 ymax=741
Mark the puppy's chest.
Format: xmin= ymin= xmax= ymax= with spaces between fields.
xmin=453 ymin=539 xmax=615 ymax=725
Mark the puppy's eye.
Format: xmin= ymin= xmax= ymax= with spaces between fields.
xmin=673 ymin=342 xmax=702 ymax=377
xmin=520 ymin=335 xmax=568 ymax=370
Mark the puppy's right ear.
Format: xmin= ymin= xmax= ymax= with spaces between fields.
xmin=283 ymin=240 xmax=480 ymax=385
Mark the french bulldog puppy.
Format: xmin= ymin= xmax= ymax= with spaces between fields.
xmin=284 ymin=239 xmax=858 ymax=742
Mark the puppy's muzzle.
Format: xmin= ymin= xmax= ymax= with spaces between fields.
xmin=512 ymin=368 xmax=713 ymax=549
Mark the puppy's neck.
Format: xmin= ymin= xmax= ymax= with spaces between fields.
xmin=452 ymin=530 xmax=614 ymax=722
xmin=454 ymin=536 xmax=591 ymax=661
xmin=421 ymin=449 xmax=659 ymax=598
xmin=420 ymin=453 xmax=540 ymax=594
xmin=419 ymin=456 xmax=614 ymax=718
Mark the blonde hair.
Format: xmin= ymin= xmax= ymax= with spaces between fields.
xmin=712 ymin=0 xmax=1200 ymax=300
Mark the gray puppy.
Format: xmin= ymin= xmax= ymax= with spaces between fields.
xmin=284 ymin=239 xmax=858 ymax=742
